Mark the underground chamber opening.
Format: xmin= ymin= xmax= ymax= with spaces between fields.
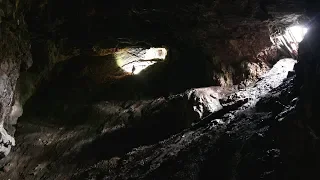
xmin=271 ymin=25 xmax=308 ymax=57
xmin=115 ymin=47 xmax=168 ymax=74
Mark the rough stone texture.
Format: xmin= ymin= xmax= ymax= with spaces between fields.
xmin=0 ymin=58 xmax=296 ymax=179
xmin=277 ymin=22 xmax=320 ymax=178
xmin=0 ymin=0 xmax=31 ymax=156
xmin=0 ymin=1 xmax=302 ymax=126
xmin=0 ymin=85 xmax=231 ymax=179
xmin=76 ymin=59 xmax=296 ymax=180
xmin=21 ymin=0 xmax=306 ymax=95
xmin=185 ymin=86 xmax=232 ymax=121
xmin=0 ymin=0 xmax=317 ymax=176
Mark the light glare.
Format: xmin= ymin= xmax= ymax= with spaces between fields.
xmin=270 ymin=25 xmax=308 ymax=56
xmin=116 ymin=48 xmax=167 ymax=74
xmin=287 ymin=26 xmax=308 ymax=43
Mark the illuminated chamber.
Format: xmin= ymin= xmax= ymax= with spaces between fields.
xmin=115 ymin=48 xmax=167 ymax=74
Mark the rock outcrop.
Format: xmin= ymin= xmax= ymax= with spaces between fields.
xmin=0 ymin=58 xmax=296 ymax=179
xmin=71 ymin=59 xmax=297 ymax=180
xmin=0 ymin=0 xmax=31 ymax=157
xmin=276 ymin=22 xmax=320 ymax=178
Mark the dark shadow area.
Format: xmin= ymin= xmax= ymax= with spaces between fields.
xmin=28 ymin=96 xmax=191 ymax=168
xmin=72 ymin=126 xmax=170 ymax=167
xmin=22 ymin=45 xmax=215 ymax=123
xmin=22 ymin=54 xmax=126 ymax=118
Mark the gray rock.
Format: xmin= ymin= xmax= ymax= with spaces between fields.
xmin=0 ymin=4 xmax=31 ymax=157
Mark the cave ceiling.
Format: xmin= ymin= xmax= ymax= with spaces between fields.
xmin=26 ymin=0 xmax=311 ymax=56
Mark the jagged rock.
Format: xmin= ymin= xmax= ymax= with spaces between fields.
xmin=70 ymin=54 xmax=296 ymax=180
xmin=184 ymin=86 xmax=233 ymax=121
xmin=0 ymin=53 xmax=297 ymax=179
xmin=0 ymin=1 xmax=31 ymax=157
xmin=274 ymin=22 xmax=320 ymax=178
xmin=0 ymin=0 xmax=318 ymax=179
xmin=87 ymin=86 xmax=231 ymax=136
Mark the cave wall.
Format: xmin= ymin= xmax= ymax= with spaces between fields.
xmin=0 ymin=0 xmax=32 ymax=156
xmin=16 ymin=0 xmax=310 ymax=119
xmin=23 ymin=0 xmax=307 ymax=94
xmin=0 ymin=0 xmax=313 ymax=157
xmin=285 ymin=21 xmax=320 ymax=171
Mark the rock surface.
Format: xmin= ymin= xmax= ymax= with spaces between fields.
xmin=278 ymin=22 xmax=320 ymax=179
xmin=0 ymin=0 xmax=318 ymax=179
xmin=21 ymin=0 xmax=306 ymax=96
xmin=0 ymin=0 xmax=31 ymax=157
xmin=0 ymin=58 xmax=296 ymax=179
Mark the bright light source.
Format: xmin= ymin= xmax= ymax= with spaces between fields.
xmin=270 ymin=25 xmax=308 ymax=57
xmin=287 ymin=25 xmax=308 ymax=43
xmin=144 ymin=48 xmax=167 ymax=60
xmin=115 ymin=48 xmax=167 ymax=74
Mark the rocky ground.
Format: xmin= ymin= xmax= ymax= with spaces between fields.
xmin=0 ymin=58 xmax=299 ymax=180
xmin=0 ymin=1 xmax=319 ymax=180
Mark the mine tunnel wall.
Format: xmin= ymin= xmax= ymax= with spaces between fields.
xmin=0 ymin=0 xmax=316 ymax=157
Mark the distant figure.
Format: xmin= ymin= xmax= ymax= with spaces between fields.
xmin=158 ymin=49 xmax=163 ymax=57
xmin=132 ymin=65 xmax=136 ymax=75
